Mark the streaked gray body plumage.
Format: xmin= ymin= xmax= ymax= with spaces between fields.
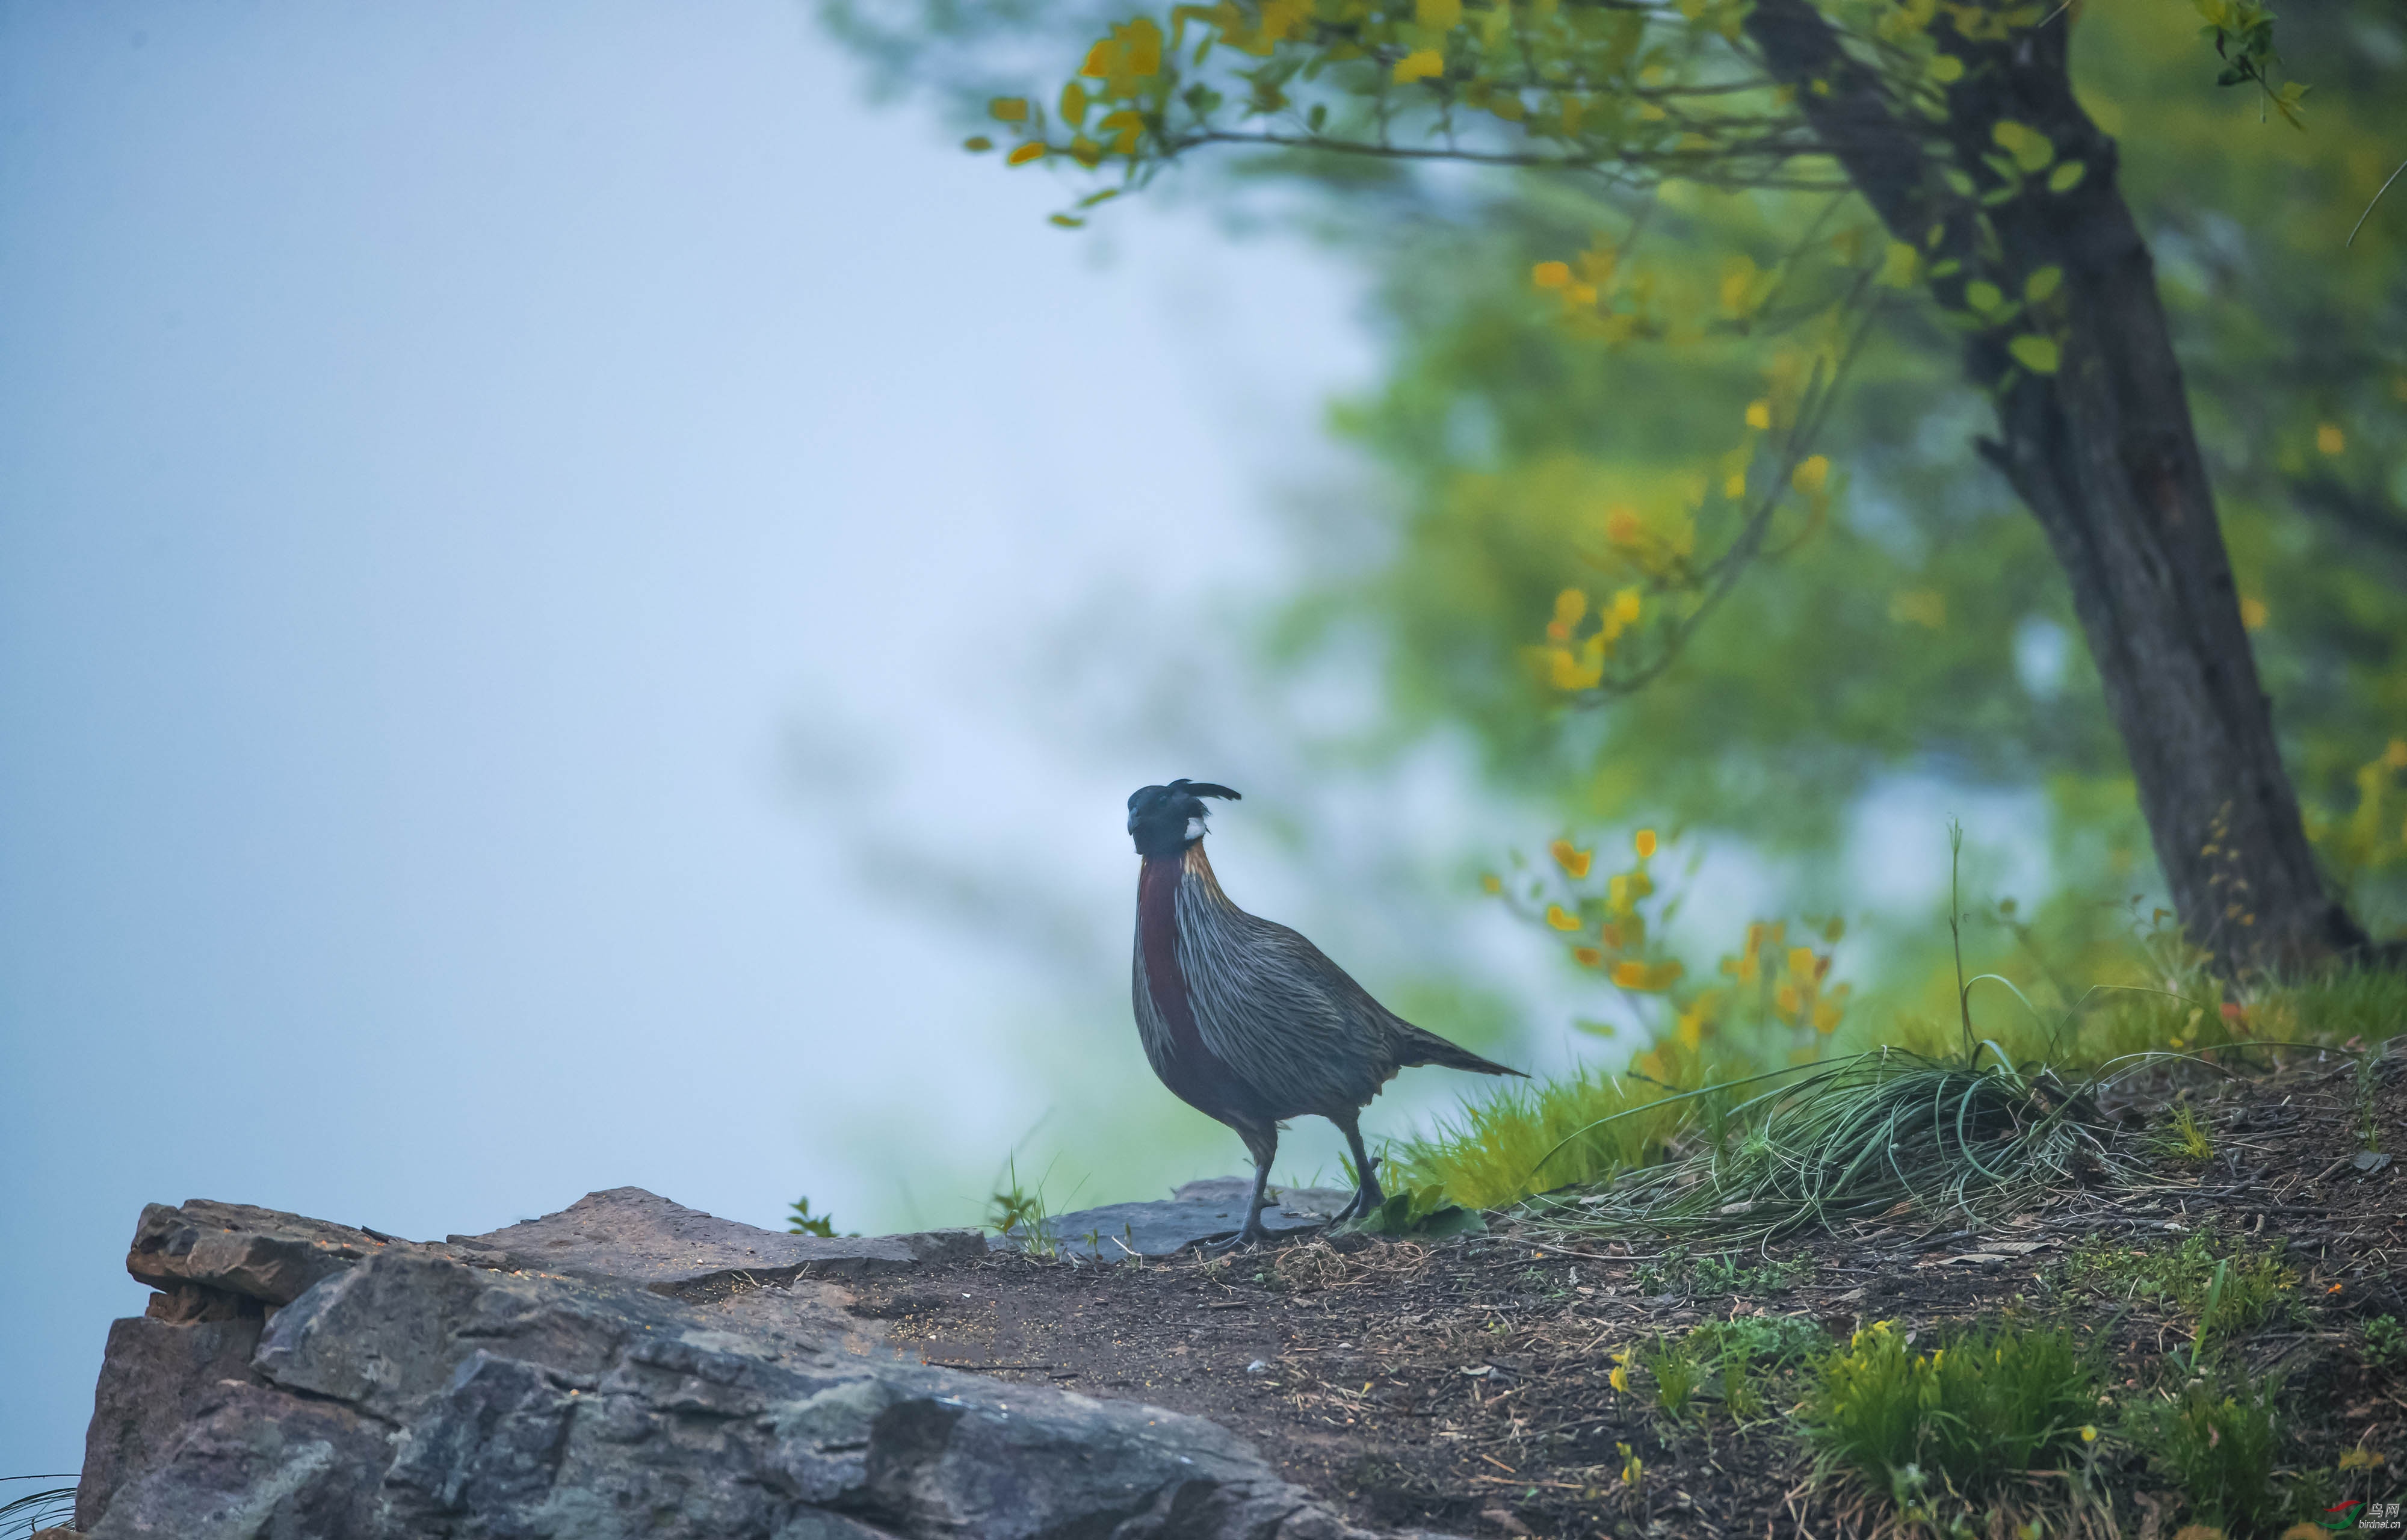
xmin=1132 ymin=844 xmax=1440 ymax=1123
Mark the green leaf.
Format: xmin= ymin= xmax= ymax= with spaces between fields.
xmin=2008 ymin=334 xmax=2061 ymax=374
xmin=1965 ymin=280 xmax=2005 ymax=314
xmin=2047 ymin=161 xmax=2086 ymax=192
xmin=2024 ymin=265 xmax=2063 ymax=302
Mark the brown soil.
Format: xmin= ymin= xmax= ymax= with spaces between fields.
xmin=833 ymin=1050 xmax=2405 ymax=1538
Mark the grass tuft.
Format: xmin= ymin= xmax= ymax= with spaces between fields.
xmin=1800 ymin=1322 xmax=2102 ymax=1506
xmin=1387 ymin=1064 xmax=1696 ymax=1210
xmin=1640 ymin=1333 xmax=1703 ymax=1420
xmin=1532 ymin=1048 xmax=2118 ymax=1245
xmin=2155 ymin=1104 xmax=2217 ymax=1163
xmin=2130 ymin=1368 xmax=2287 ymax=1533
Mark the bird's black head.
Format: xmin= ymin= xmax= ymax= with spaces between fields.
xmin=1126 ymin=779 xmax=1241 ymax=858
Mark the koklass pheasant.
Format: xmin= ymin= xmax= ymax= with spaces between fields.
xmin=1126 ymin=779 xmax=1525 ymax=1248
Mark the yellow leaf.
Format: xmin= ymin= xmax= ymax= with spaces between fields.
xmin=963 ymin=136 xmax=994 ymax=152
xmin=1551 ymin=838 xmax=1594 ymax=879
xmin=1676 ymin=1013 xmax=1702 ymax=1050
xmin=1791 ymin=456 xmax=1829 ymax=493
xmin=989 ymin=97 xmax=1030 ymax=122
xmin=1532 ymin=259 xmax=1572 ymax=289
xmin=2240 ymin=596 xmax=2269 ymax=629
xmin=1877 ymin=241 xmax=1918 ymax=289
xmin=1635 ymin=829 xmax=1658 ymax=859
xmin=1572 ymin=945 xmax=1604 ymax=966
xmin=1417 ymin=0 xmax=1462 ymax=29
xmin=1611 ymin=587 xmax=1642 ymax=625
xmin=2008 ymin=335 xmax=2060 ymax=374
xmin=1889 ymin=589 xmax=1947 ymax=628
xmin=1991 ymin=118 xmax=2053 ymax=173
xmin=1775 ymin=982 xmax=1800 ymax=1017
xmin=1605 ymin=506 xmax=1642 ymax=543
xmin=1787 ymin=947 xmax=1815 ymax=977
xmin=1744 ymin=398 xmax=1772 ymax=430
xmin=1546 ymin=903 xmax=1583 ymax=932
xmin=1006 ymin=141 xmax=1046 ymax=165
xmin=2316 ymin=422 xmax=2345 ymax=455
xmin=1394 ymin=48 xmax=1445 ymax=84
xmin=1612 ymin=960 xmax=1651 ymax=989
xmin=1546 ymin=587 xmax=1587 ymax=640
xmin=1060 ymin=81 xmax=1089 ymax=124
xmin=1480 ymin=873 xmax=1503 ymax=894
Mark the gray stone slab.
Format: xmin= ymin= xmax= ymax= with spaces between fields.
xmin=995 ymin=1177 xmax=1355 ymax=1260
xmin=125 ymin=1198 xmax=443 ymax=1306
xmin=445 ymin=1186 xmax=987 ymax=1294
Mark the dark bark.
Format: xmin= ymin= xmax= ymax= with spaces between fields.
xmin=1743 ymin=0 xmax=2368 ymax=973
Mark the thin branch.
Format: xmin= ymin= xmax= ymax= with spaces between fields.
xmin=2347 ymin=156 xmax=2407 ymax=248
xmin=1568 ymin=274 xmax=1886 ymax=703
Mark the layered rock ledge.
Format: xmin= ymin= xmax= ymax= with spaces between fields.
xmin=64 ymin=1187 xmax=1433 ymax=1540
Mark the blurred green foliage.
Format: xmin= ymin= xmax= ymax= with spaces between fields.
xmin=829 ymin=0 xmax=2407 ymax=959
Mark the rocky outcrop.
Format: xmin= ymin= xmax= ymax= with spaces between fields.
xmin=444 ymin=1187 xmax=987 ymax=1294
xmin=69 ymin=1189 xmax=1417 ymax=1540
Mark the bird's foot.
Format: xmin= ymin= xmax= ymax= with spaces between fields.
xmin=1200 ymin=1221 xmax=1270 ymax=1255
xmin=1323 ymin=1157 xmax=1385 ymax=1226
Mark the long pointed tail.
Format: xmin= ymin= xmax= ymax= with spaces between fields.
xmin=1395 ymin=1022 xmax=1527 ymax=1078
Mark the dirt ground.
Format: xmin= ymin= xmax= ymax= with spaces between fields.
xmin=831 ymin=1051 xmax=2405 ymax=1538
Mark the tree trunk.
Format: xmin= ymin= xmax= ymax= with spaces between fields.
xmin=1745 ymin=0 xmax=2368 ymax=974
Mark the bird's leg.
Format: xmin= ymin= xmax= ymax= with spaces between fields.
xmin=1202 ymin=1128 xmax=1278 ymax=1254
xmin=1328 ymin=1114 xmax=1385 ymax=1224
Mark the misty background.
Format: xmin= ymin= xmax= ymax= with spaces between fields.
xmin=0 ymin=0 xmax=2040 ymax=1477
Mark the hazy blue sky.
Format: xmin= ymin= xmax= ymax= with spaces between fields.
xmin=0 ymin=0 xmax=2057 ymax=1479
xmin=0 ymin=0 xmax=1422 ymax=1475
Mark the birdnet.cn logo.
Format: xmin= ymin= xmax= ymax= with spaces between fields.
xmin=2327 ymin=1497 xmax=2403 ymax=1532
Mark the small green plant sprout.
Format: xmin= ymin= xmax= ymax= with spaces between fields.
xmin=1640 ymin=1334 xmax=1703 ymax=1420
xmin=2131 ymin=1368 xmax=2285 ymax=1533
xmin=785 ymin=1197 xmax=838 ymax=1237
xmin=1719 ymin=1354 xmax=1766 ymax=1423
xmin=2156 ymin=1103 xmax=2217 ymax=1163
xmin=2362 ymin=1314 xmax=2406 ymax=1369
xmin=986 ymin=1154 xmax=1063 ymax=1258
xmin=1802 ymin=1322 xmax=2103 ymax=1508
xmin=2356 ymin=1050 xmax=2385 ymax=1154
